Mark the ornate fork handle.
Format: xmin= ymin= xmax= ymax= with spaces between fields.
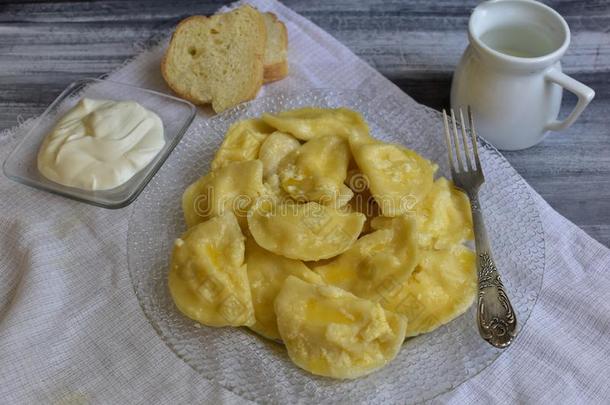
xmin=469 ymin=192 xmax=517 ymax=348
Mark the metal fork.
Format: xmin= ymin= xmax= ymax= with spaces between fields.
xmin=442 ymin=107 xmax=517 ymax=348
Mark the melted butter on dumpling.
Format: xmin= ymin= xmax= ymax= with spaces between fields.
xmin=371 ymin=177 xmax=474 ymax=249
xmin=168 ymin=212 xmax=255 ymax=327
xmin=380 ymin=245 xmax=476 ymax=337
xmin=211 ymin=119 xmax=274 ymax=170
xmin=278 ymin=135 xmax=353 ymax=207
xmin=275 ymin=276 xmax=407 ymax=379
xmin=245 ymin=238 xmax=323 ymax=340
xmin=262 ymin=107 xmax=370 ymax=141
xmin=247 ymin=198 xmax=365 ymax=261
xmin=351 ymin=141 xmax=436 ymax=217
xmin=415 ymin=177 xmax=473 ymax=249
xmin=182 ymin=160 xmax=265 ymax=229
xmin=312 ymin=215 xmax=418 ymax=302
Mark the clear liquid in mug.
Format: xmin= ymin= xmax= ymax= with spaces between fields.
xmin=480 ymin=24 xmax=557 ymax=58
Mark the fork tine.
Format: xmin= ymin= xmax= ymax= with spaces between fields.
xmin=450 ymin=109 xmax=464 ymax=172
xmin=467 ymin=106 xmax=481 ymax=170
xmin=442 ymin=109 xmax=457 ymax=175
xmin=459 ymin=109 xmax=473 ymax=171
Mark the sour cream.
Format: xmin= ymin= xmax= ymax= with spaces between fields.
xmin=37 ymin=98 xmax=165 ymax=191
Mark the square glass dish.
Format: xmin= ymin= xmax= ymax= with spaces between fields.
xmin=3 ymin=78 xmax=196 ymax=208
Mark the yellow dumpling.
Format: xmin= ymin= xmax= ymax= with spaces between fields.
xmin=312 ymin=215 xmax=418 ymax=302
xmin=168 ymin=213 xmax=255 ymax=327
xmin=211 ymin=119 xmax=274 ymax=170
xmin=275 ymin=276 xmax=407 ymax=379
xmin=262 ymin=107 xmax=370 ymax=141
xmin=245 ymin=238 xmax=323 ymax=340
xmin=415 ymin=177 xmax=473 ymax=249
xmin=278 ymin=135 xmax=353 ymax=206
xmin=371 ymin=178 xmax=474 ymax=249
xmin=182 ymin=160 xmax=265 ymax=229
xmin=247 ymin=198 xmax=365 ymax=261
xmin=351 ymin=142 xmax=436 ymax=217
xmin=258 ymin=131 xmax=301 ymax=179
xmin=380 ymin=246 xmax=476 ymax=337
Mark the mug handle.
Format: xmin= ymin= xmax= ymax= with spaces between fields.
xmin=544 ymin=69 xmax=595 ymax=131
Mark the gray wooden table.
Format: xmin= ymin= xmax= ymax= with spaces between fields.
xmin=1 ymin=0 xmax=608 ymax=246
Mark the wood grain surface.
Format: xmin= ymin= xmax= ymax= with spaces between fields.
xmin=0 ymin=0 xmax=608 ymax=246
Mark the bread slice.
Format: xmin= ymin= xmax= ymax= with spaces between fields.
xmin=161 ymin=5 xmax=266 ymax=113
xmin=262 ymin=12 xmax=289 ymax=83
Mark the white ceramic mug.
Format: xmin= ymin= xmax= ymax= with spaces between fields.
xmin=451 ymin=0 xmax=595 ymax=151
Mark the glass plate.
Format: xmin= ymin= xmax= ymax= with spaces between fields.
xmin=3 ymin=78 xmax=196 ymax=208
xmin=128 ymin=90 xmax=544 ymax=403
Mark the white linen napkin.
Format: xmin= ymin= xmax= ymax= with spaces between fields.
xmin=1 ymin=0 xmax=608 ymax=403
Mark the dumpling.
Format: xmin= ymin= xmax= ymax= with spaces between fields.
xmin=312 ymin=215 xmax=418 ymax=302
xmin=380 ymin=246 xmax=477 ymax=337
xmin=262 ymin=107 xmax=370 ymax=141
xmin=371 ymin=178 xmax=474 ymax=249
xmin=278 ymin=135 xmax=353 ymax=207
xmin=258 ymin=131 xmax=301 ymax=179
xmin=247 ymin=198 xmax=365 ymax=261
xmin=182 ymin=160 xmax=265 ymax=229
xmin=275 ymin=276 xmax=407 ymax=379
xmin=168 ymin=212 xmax=255 ymax=327
xmin=245 ymin=238 xmax=323 ymax=340
xmin=211 ymin=118 xmax=274 ymax=170
xmin=415 ymin=177 xmax=473 ymax=249
xmin=351 ymin=142 xmax=436 ymax=217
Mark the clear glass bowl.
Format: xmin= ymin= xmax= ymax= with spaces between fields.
xmin=3 ymin=78 xmax=196 ymax=208
xmin=128 ymin=90 xmax=544 ymax=403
